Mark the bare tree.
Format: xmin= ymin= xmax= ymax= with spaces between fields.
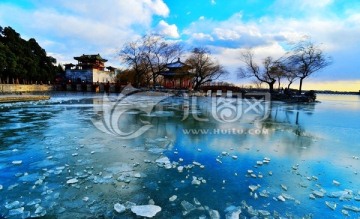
xmin=238 ymin=49 xmax=281 ymax=93
xmin=286 ymin=40 xmax=332 ymax=94
xmin=186 ymin=47 xmax=228 ymax=90
xmin=142 ymin=35 xmax=182 ymax=87
xmin=285 ymin=70 xmax=297 ymax=90
xmin=119 ymin=34 xmax=182 ymax=88
xmin=119 ymin=40 xmax=148 ymax=87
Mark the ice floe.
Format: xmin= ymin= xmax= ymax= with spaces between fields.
xmin=66 ymin=178 xmax=79 ymax=184
xmin=114 ymin=203 xmax=126 ymax=213
xmin=131 ymin=205 xmax=161 ymax=218
xmin=12 ymin=160 xmax=22 ymax=165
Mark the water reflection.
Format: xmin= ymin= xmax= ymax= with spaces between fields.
xmin=0 ymin=94 xmax=359 ymax=218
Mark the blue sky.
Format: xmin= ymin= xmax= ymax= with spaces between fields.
xmin=1 ymin=0 xmax=360 ymax=91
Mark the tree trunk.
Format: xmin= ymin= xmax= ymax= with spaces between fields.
xmin=277 ymin=78 xmax=281 ymax=91
xmin=287 ymin=81 xmax=293 ymax=90
xmin=152 ymin=73 xmax=156 ymax=88
xmin=298 ymin=77 xmax=304 ymax=94
xmin=268 ymin=82 xmax=274 ymax=93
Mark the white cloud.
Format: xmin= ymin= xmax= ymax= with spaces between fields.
xmin=183 ymin=7 xmax=360 ymax=82
xmin=192 ymin=33 xmax=214 ymax=41
xmin=213 ymin=28 xmax=241 ymax=40
xmin=155 ymin=20 xmax=180 ymax=38
xmin=0 ymin=0 xmax=170 ymax=65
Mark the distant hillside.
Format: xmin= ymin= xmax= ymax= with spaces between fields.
xmin=0 ymin=26 xmax=62 ymax=84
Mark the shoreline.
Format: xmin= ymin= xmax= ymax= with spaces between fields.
xmin=0 ymin=94 xmax=50 ymax=103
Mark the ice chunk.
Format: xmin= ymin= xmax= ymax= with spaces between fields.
xmin=259 ymin=190 xmax=270 ymax=198
xmin=281 ymin=193 xmax=294 ymax=200
xmin=12 ymin=160 xmax=22 ymax=165
xmin=258 ymin=210 xmax=270 ymax=217
xmin=339 ymin=192 xmax=353 ymax=201
xmin=27 ymin=199 xmax=41 ymax=206
xmin=155 ymin=157 xmax=170 ymax=165
xmin=343 ymin=205 xmax=360 ymax=212
xmin=133 ymin=173 xmax=141 ymax=178
xmin=263 ymin=157 xmax=271 ymax=163
xmin=8 ymin=183 xmax=19 ymax=190
xmin=341 ymin=210 xmax=349 ymax=216
xmin=35 ymin=206 xmax=46 ymax=215
xmin=193 ymin=161 xmax=201 ymax=166
xmin=232 ymin=155 xmax=238 ymax=159
xmin=277 ymin=195 xmax=286 ymax=202
xmin=249 ymin=185 xmax=258 ymax=192
xmin=209 ymin=209 xmax=220 ymax=219
xmin=131 ymin=205 xmax=161 ymax=218
xmin=155 ymin=157 xmax=172 ymax=169
xmin=177 ymin=166 xmax=184 ymax=173
xmin=124 ymin=201 xmax=136 ymax=209
xmin=181 ymin=200 xmax=196 ymax=213
xmin=246 ymin=206 xmax=258 ymax=216
xmin=312 ymin=190 xmax=325 ymax=198
xmin=333 ymin=180 xmax=340 ymax=186
xmin=192 ymin=177 xmax=201 ymax=185
xmin=169 ymin=195 xmax=177 ymax=202
xmin=225 ymin=206 xmax=241 ymax=219
xmin=5 ymin=201 xmax=21 ymax=209
xmin=193 ymin=198 xmax=201 ymax=206
xmin=0 ymin=184 xmax=2 ymax=190
xmin=114 ymin=203 xmax=126 ymax=213
xmin=8 ymin=207 xmax=24 ymax=216
xmin=35 ymin=179 xmax=43 ymax=186
xmin=281 ymin=184 xmax=288 ymax=191
xmin=325 ymin=201 xmax=337 ymax=210
xmin=66 ymin=178 xmax=78 ymax=184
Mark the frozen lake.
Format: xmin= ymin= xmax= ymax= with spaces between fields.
xmin=0 ymin=92 xmax=359 ymax=218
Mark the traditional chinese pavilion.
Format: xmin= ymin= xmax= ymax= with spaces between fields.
xmin=159 ymin=58 xmax=195 ymax=89
xmin=65 ymin=54 xmax=115 ymax=83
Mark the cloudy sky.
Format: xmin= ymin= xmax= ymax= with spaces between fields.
xmin=1 ymin=0 xmax=360 ymax=91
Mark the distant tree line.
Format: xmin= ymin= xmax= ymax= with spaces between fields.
xmin=117 ymin=34 xmax=227 ymax=89
xmin=0 ymin=26 xmax=62 ymax=84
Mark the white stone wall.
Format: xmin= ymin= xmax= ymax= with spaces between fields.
xmin=92 ymin=69 xmax=114 ymax=83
